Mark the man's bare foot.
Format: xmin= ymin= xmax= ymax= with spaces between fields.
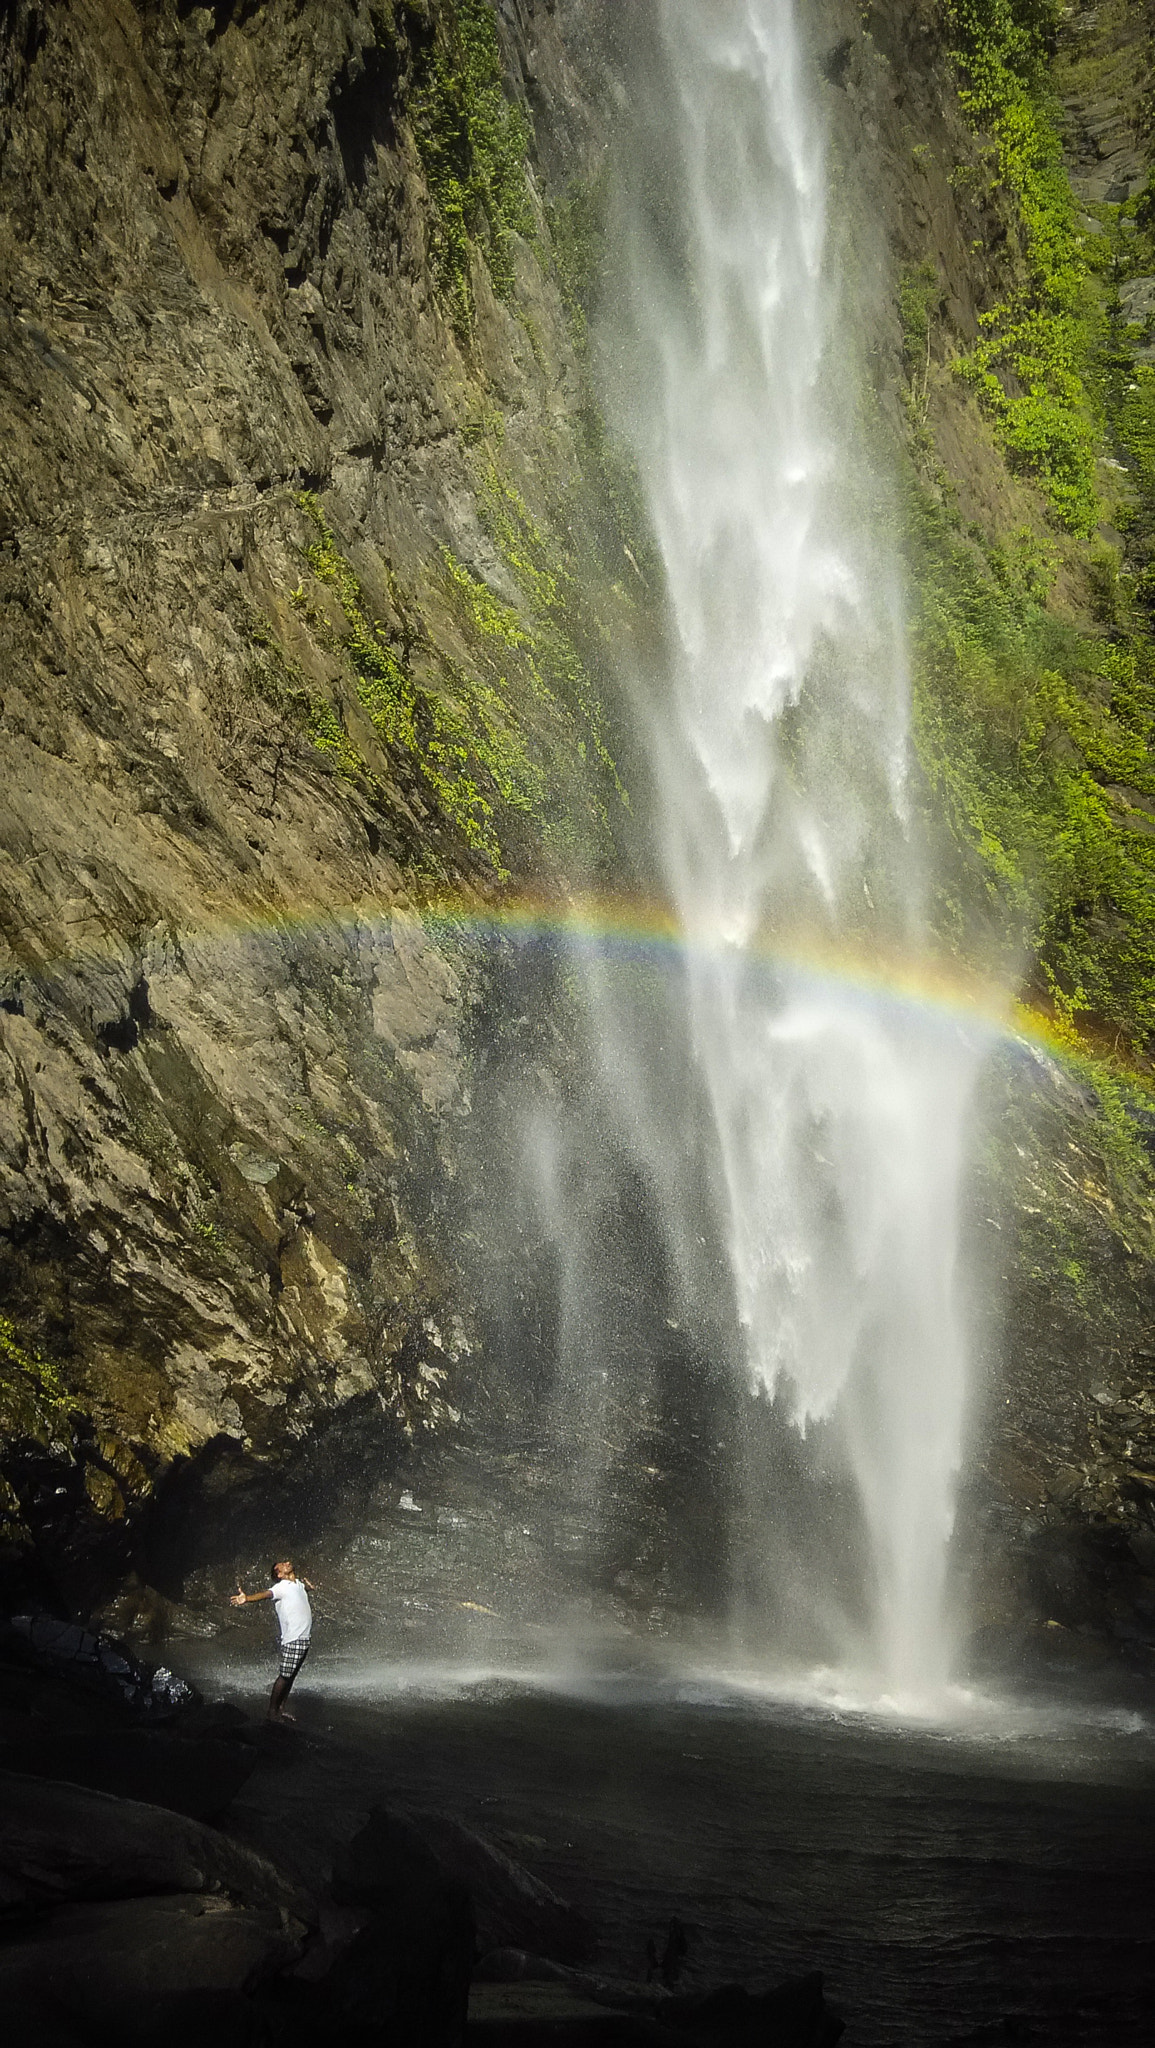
xmin=267 ymin=1707 xmax=297 ymax=1723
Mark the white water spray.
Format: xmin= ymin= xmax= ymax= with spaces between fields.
xmin=585 ymin=0 xmax=981 ymax=1698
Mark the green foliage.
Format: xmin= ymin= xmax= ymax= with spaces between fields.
xmin=0 ymin=1315 xmax=70 ymax=1405
xmin=303 ymin=694 xmax=363 ymax=778
xmin=477 ymin=467 xmax=627 ymax=805
xmin=237 ymin=602 xmax=359 ymax=778
xmin=910 ymin=3 xmax=1155 ymax=1072
xmin=442 ymin=548 xmax=535 ymax=661
xmin=0 ymin=1314 xmax=74 ymax=1446
xmin=411 ymin=0 xmax=532 ymax=335
xmin=1082 ymin=1055 xmax=1155 ymax=1203
xmin=908 ymin=481 xmax=1155 ymax=1045
xmin=546 ymin=176 xmax=604 ymax=355
xmin=946 ymin=1 xmax=1062 ymax=89
xmin=1099 ymin=321 xmax=1155 ymax=622
xmin=1119 ymin=367 xmax=1155 ymax=491
xmin=900 ymin=259 xmax=938 ymax=427
xmin=298 ymin=495 xmax=573 ymax=874
xmin=945 ymin=0 xmax=1101 ymax=532
xmin=900 ymin=259 xmax=938 ymax=365
xmin=962 ymin=305 xmax=1100 ymax=535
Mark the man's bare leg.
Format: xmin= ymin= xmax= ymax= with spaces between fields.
xmin=268 ymin=1674 xmax=297 ymax=1721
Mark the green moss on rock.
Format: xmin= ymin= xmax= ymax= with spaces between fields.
xmin=0 ymin=1314 xmax=76 ymax=1550
xmin=477 ymin=467 xmax=628 ymax=805
xmin=297 ymin=494 xmax=577 ymax=872
xmin=0 ymin=1314 xmax=74 ymax=1445
xmin=946 ymin=0 xmax=1102 ymax=533
xmin=410 ymin=0 xmax=533 ymax=335
xmin=909 ymin=476 xmax=1155 ymax=1047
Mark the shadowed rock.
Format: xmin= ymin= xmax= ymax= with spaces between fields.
xmin=0 ymin=1893 xmax=299 ymax=2044
xmin=3 ymin=1613 xmax=197 ymax=1717
xmin=657 ymin=1974 xmax=844 ymax=2047
xmin=0 ymin=1769 xmax=304 ymax=1914
xmin=1 ymin=1725 xmax=256 ymax=1820
xmin=327 ymin=1806 xmax=476 ymax=2045
xmin=333 ymin=1804 xmax=595 ymax=1964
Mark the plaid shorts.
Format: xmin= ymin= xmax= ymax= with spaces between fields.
xmin=278 ymin=1636 xmax=310 ymax=1681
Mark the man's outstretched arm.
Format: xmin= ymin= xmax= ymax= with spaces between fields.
xmin=230 ymin=1583 xmax=273 ymax=1608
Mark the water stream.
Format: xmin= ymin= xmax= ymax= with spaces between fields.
xmin=556 ymin=0 xmax=983 ymax=1699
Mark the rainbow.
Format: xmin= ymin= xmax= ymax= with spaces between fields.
xmin=3 ymin=880 xmax=1145 ymax=1091
xmin=413 ymin=889 xmax=1125 ymax=1078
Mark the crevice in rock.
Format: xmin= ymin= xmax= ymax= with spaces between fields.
xmin=95 ymin=976 xmax=153 ymax=1057
xmin=333 ymin=40 xmax=402 ymax=192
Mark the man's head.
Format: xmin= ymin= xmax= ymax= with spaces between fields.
xmin=272 ymin=1559 xmax=294 ymax=1581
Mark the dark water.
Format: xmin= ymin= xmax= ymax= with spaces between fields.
xmin=201 ymin=1646 xmax=1155 ymax=2047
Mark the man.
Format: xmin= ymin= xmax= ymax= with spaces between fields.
xmin=230 ymin=1558 xmax=315 ymax=1722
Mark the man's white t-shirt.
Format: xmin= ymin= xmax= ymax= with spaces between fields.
xmin=269 ymin=1577 xmax=312 ymax=1643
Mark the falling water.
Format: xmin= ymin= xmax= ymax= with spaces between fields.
xmin=565 ymin=0 xmax=982 ymax=1700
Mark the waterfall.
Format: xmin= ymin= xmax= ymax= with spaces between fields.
xmin=558 ymin=0 xmax=981 ymax=1702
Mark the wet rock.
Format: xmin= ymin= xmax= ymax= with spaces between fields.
xmin=94 ymin=1576 xmax=223 ymax=1648
xmin=0 ymin=1769 xmax=303 ymax=1914
xmin=0 ymin=1893 xmax=299 ymax=2045
xmin=1 ymin=1723 xmax=256 ymax=1821
xmin=333 ymin=1804 xmax=594 ymax=1963
xmin=1119 ymin=276 xmax=1155 ymax=325
xmin=0 ymin=1589 xmax=253 ymax=1818
xmin=474 ymin=1947 xmax=575 ymax=1983
xmin=657 ymin=1973 xmax=844 ymax=2047
xmin=467 ymin=1983 xmax=666 ymax=2045
xmin=466 ymin=1972 xmax=845 ymax=2047
xmin=0 ymin=0 xmax=616 ymax=1613
xmin=3 ymin=1612 xmax=197 ymax=1718
xmin=323 ymin=1899 xmax=474 ymax=2046
xmin=327 ymin=1808 xmax=475 ymax=2045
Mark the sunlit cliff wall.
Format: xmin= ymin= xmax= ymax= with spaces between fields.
xmin=0 ymin=0 xmax=637 ymax=1596
xmin=2 ymin=0 xmax=1155 ymax=1658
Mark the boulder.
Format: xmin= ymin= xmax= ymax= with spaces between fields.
xmin=467 ymin=1983 xmax=666 ymax=2045
xmin=0 ymin=1770 xmax=304 ymax=1915
xmin=323 ymin=1896 xmax=474 ymax=2047
xmin=440 ymin=1972 xmax=847 ymax=2048
xmin=327 ymin=1808 xmax=475 ymax=2045
xmin=2 ymin=1725 xmax=256 ymax=1820
xmin=3 ymin=1614 xmax=197 ymax=1719
xmin=657 ymin=1973 xmax=844 ymax=2047
xmin=0 ymin=1893 xmax=297 ymax=2044
xmin=333 ymin=1806 xmax=594 ymax=1964
xmin=474 ymin=1948 xmax=574 ymax=1983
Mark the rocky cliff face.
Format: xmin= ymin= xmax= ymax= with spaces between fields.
xmin=3 ymin=0 xmax=1155 ymax=1662
xmin=0 ymin=0 xmax=636 ymax=1597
